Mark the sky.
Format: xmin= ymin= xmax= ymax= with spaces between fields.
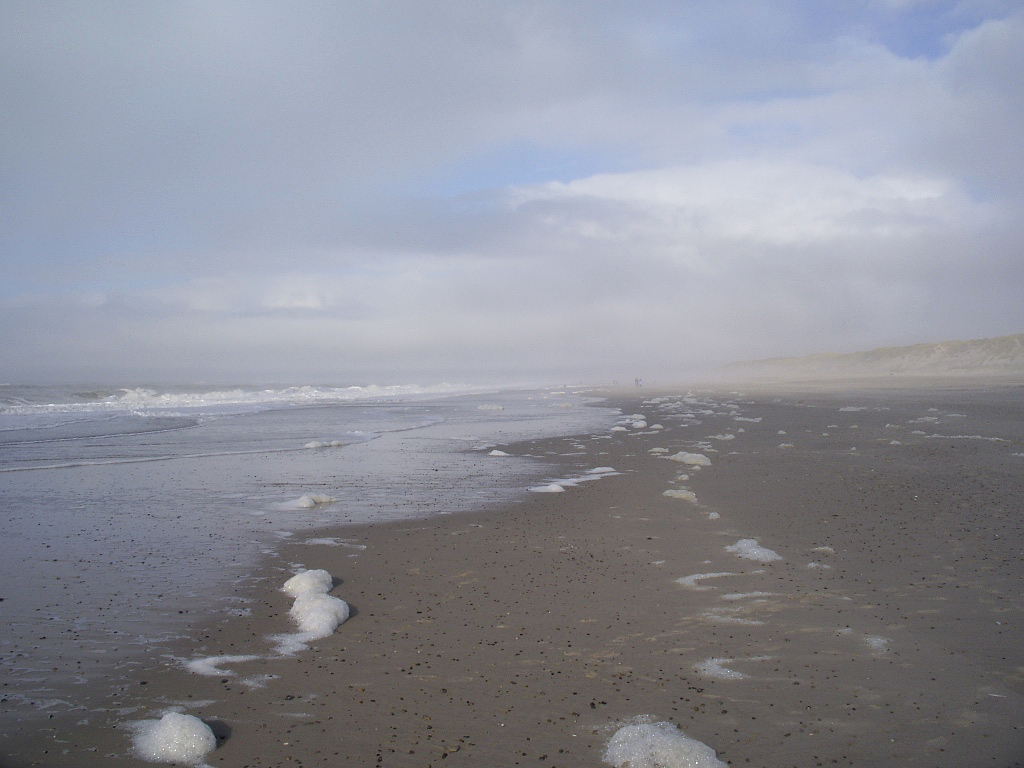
xmin=2 ymin=0 xmax=1023 ymax=385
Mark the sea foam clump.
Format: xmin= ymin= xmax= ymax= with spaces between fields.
xmin=725 ymin=539 xmax=783 ymax=562
xmin=666 ymin=452 xmax=712 ymax=466
xmin=290 ymin=592 xmax=350 ymax=637
xmin=283 ymin=569 xmax=334 ymax=597
xmin=130 ymin=712 xmax=217 ymax=766
xmin=304 ymin=440 xmax=344 ymax=449
xmin=530 ymin=483 xmax=565 ymax=493
xmin=293 ymin=494 xmax=336 ymax=508
xmin=274 ymin=569 xmax=349 ymax=655
xmin=663 ymin=489 xmax=697 ymax=503
xmin=282 ymin=493 xmax=333 ymax=512
xmin=604 ymin=720 xmax=726 ymax=768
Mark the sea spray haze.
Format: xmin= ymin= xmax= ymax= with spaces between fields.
xmin=0 ymin=383 xmax=615 ymax=736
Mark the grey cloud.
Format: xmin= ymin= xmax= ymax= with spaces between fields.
xmin=1 ymin=1 xmax=1022 ymax=383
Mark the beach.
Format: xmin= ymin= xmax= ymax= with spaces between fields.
xmin=3 ymin=382 xmax=1023 ymax=767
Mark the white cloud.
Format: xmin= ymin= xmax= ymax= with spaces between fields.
xmin=508 ymin=161 xmax=981 ymax=246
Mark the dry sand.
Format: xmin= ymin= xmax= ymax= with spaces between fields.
xmin=4 ymin=383 xmax=1024 ymax=767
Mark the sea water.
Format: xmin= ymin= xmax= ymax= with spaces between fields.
xmin=0 ymin=383 xmax=615 ymax=730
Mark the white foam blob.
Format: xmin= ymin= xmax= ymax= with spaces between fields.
xmin=604 ymin=720 xmax=726 ymax=768
xmin=488 ymin=449 xmax=510 ymax=456
xmin=284 ymin=493 xmax=336 ymax=509
xmin=530 ymin=483 xmax=565 ymax=493
xmin=778 ymin=442 xmax=795 ymax=449
xmin=666 ymin=452 xmax=712 ymax=466
xmin=130 ymin=712 xmax=217 ymax=765
xmin=283 ymin=569 xmax=334 ymax=597
xmin=649 ymin=447 xmax=669 ymax=454
xmin=708 ymin=434 xmax=735 ymax=440
xmin=304 ymin=440 xmax=344 ymax=449
xmin=290 ymin=592 xmax=351 ymax=636
xmin=707 ymin=511 xmax=720 ymax=520
xmin=725 ymin=539 xmax=783 ymax=562
xmin=663 ymin=489 xmax=697 ymax=503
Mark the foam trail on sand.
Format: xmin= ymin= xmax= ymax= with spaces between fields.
xmin=702 ymin=608 xmax=765 ymax=625
xmin=925 ymin=433 xmax=1008 ymax=442
xmin=184 ymin=655 xmax=261 ymax=677
xmin=304 ymin=537 xmax=366 ymax=549
xmin=722 ymin=591 xmax=777 ymax=600
xmin=530 ymin=483 xmax=565 ymax=493
xmin=530 ymin=466 xmax=619 ymax=493
xmin=272 ymin=569 xmax=349 ymax=655
xmin=130 ymin=712 xmax=217 ymax=766
xmin=676 ymin=572 xmax=738 ymax=590
xmin=604 ymin=719 xmax=726 ymax=768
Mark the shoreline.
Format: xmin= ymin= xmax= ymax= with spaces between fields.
xmin=4 ymin=384 xmax=1024 ymax=767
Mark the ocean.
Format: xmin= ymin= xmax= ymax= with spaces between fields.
xmin=0 ymin=383 xmax=616 ymax=733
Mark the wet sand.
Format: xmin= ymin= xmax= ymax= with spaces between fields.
xmin=4 ymin=383 xmax=1024 ymax=767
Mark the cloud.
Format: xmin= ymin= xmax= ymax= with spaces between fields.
xmin=507 ymin=161 xmax=983 ymax=245
xmin=1 ymin=2 xmax=1022 ymax=383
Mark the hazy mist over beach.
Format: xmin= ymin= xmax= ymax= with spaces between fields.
xmin=3 ymin=2 xmax=1023 ymax=384
xmin=3 ymin=8 xmax=1024 ymax=764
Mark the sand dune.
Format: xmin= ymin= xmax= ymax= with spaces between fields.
xmin=722 ymin=332 xmax=1024 ymax=380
